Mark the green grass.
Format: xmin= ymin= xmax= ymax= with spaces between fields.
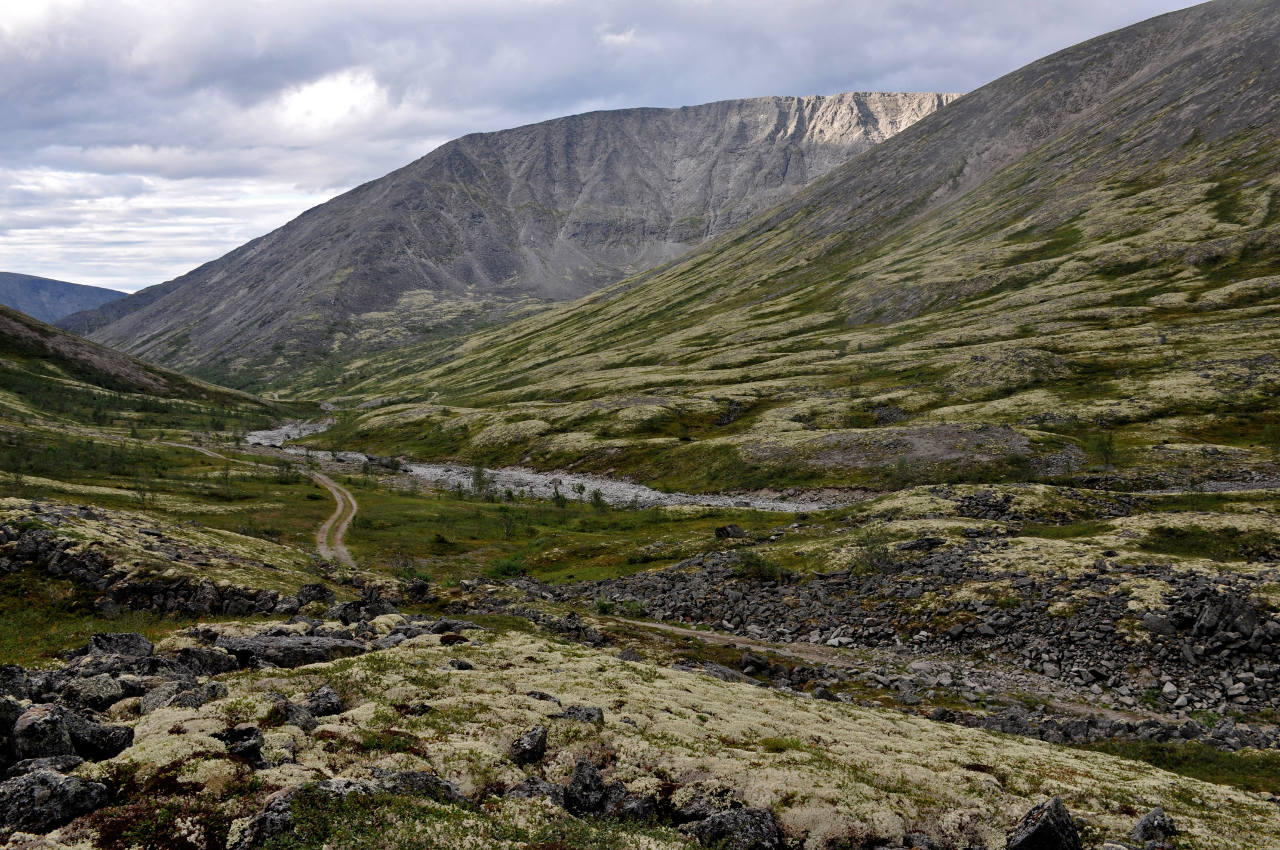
xmin=0 ymin=570 xmax=204 ymax=667
xmin=1080 ymin=740 xmax=1280 ymax=794
xmin=1138 ymin=525 xmax=1280 ymax=562
xmin=1020 ymin=520 xmax=1112 ymax=540
xmin=339 ymin=474 xmax=784 ymax=584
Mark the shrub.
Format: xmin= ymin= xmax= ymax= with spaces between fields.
xmin=487 ymin=555 xmax=525 ymax=578
xmin=732 ymin=550 xmax=781 ymax=581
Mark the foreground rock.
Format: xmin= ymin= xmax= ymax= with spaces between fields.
xmin=1007 ymin=797 xmax=1082 ymax=850
xmin=0 ymin=769 xmax=108 ymax=836
xmin=686 ymin=808 xmax=783 ymax=849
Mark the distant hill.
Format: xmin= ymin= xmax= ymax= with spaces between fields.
xmin=0 ymin=272 xmax=124 ymax=324
xmin=61 ymin=91 xmax=958 ymax=383
xmin=0 ymin=303 xmax=270 ymax=412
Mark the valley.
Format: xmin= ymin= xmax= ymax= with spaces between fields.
xmin=2 ymin=1 xmax=1280 ymax=849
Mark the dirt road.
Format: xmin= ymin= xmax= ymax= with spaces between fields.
xmin=160 ymin=440 xmax=357 ymax=567
xmin=310 ymin=470 xmax=357 ymax=567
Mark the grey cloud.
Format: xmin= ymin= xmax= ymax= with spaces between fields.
xmin=0 ymin=0 xmax=1196 ymax=291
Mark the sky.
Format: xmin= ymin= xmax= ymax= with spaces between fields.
xmin=0 ymin=0 xmax=1198 ymax=293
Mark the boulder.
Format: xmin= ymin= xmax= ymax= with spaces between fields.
xmin=88 ymin=632 xmax=153 ymax=657
xmin=558 ymin=705 xmax=604 ymax=724
xmin=62 ymin=673 xmax=125 ymax=711
xmin=214 ymin=724 xmax=267 ymax=769
xmin=175 ymin=646 xmax=241 ymax=676
xmin=5 ymin=755 xmax=84 ymax=778
xmin=509 ymin=725 xmax=547 ymax=766
xmin=374 ymin=770 xmax=463 ymax=802
xmin=214 ymin=635 xmax=365 ymax=668
xmin=265 ymin=694 xmax=317 ymax=732
xmin=1130 ymin=807 xmax=1177 ymax=844
xmin=1007 ymin=797 xmax=1082 ymax=850
xmin=296 ymin=583 xmax=335 ymax=607
xmin=506 ymin=775 xmax=564 ymax=806
xmin=563 ymin=760 xmax=606 ymax=815
xmin=12 ymin=705 xmax=74 ymax=761
xmin=140 ymin=682 xmax=183 ymax=715
xmin=0 ymin=769 xmax=108 ymax=834
xmin=305 ymin=685 xmax=343 ymax=717
xmin=63 ymin=709 xmax=133 ymax=760
xmin=687 ymin=808 xmax=782 ymax=850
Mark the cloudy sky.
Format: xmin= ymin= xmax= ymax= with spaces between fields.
xmin=1 ymin=0 xmax=1196 ymax=293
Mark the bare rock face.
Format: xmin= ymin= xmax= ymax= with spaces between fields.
xmin=66 ymin=91 xmax=957 ymax=381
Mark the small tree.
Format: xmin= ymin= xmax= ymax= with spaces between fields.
xmin=589 ymin=488 xmax=607 ymax=511
xmin=1088 ymin=422 xmax=1120 ymax=469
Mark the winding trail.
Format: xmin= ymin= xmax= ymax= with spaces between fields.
xmin=310 ymin=471 xmax=357 ymax=567
xmin=159 ymin=440 xmax=357 ymax=567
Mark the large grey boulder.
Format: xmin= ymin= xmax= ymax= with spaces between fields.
xmin=509 ymin=725 xmax=547 ymax=766
xmin=374 ymin=770 xmax=463 ymax=802
xmin=304 ymin=685 xmax=342 ymax=717
xmin=1007 ymin=797 xmax=1082 ymax=850
xmin=88 ymin=632 xmax=153 ymax=658
xmin=5 ymin=754 xmax=84 ymax=779
xmin=563 ymin=760 xmax=606 ymax=816
xmin=62 ymin=673 xmax=125 ymax=711
xmin=0 ymin=769 xmax=108 ymax=834
xmin=1130 ymin=807 xmax=1177 ymax=844
xmin=506 ymin=776 xmax=564 ymax=806
xmin=687 ymin=808 xmax=783 ymax=849
xmin=12 ymin=705 xmax=74 ymax=761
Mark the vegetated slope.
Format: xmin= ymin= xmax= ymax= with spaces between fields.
xmin=315 ymin=0 xmax=1280 ymax=492
xmin=61 ymin=91 xmax=957 ymax=385
xmin=0 ymin=272 xmax=123 ymax=324
xmin=0 ymin=304 xmax=276 ymax=430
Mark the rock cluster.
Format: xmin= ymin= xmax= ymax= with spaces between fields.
xmin=0 ymin=523 xmax=335 ymax=617
xmin=519 ymin=542 xmax=1280 ymax=747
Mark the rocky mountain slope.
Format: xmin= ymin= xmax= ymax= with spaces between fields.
xmin=62 ymin=91 xmax=957 ymax=384
xmin=0 ymin=273 xmax=122 ymax=325
xmin=313 ymin=0 xmax=1280 ymax=494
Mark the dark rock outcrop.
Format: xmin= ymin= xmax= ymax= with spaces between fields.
xmin=0 ymin=769 xmax=108 ymax=836
xmin=1007 ymin=797 xmax=1081 ymax=850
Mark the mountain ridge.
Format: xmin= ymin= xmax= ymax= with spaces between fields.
xmin=0 ymin=272 xmax=123 ymax=325
xmin=62 ymin=90 xmax=959 ymax=383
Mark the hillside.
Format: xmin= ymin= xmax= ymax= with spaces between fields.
xmin=61 ymin=91 xmax=957 ymax=385
xmin=309 ymin=0 xmax=1280 ymax=494
xmin=0 ymin=272 xmax=122 ymax=324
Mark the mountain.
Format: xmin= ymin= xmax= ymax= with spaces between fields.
xmin=0 ymin=272 xmax=123 ymax=324
xmin=315 ymin=0 xmax=1280 ymax=492
xmin=61 ymin=91 xmax=958 ymax=383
